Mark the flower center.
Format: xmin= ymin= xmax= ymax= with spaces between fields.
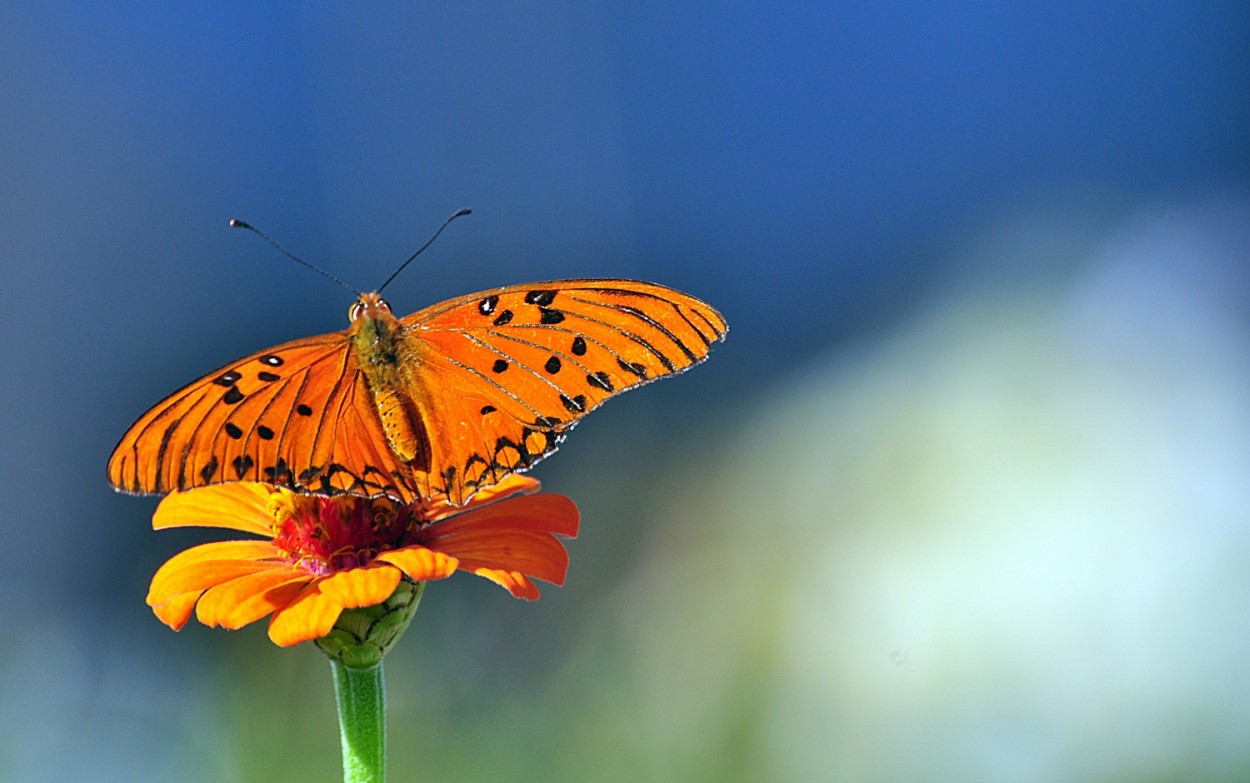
xmin=271 ymin=495 xmax=425 ymax=576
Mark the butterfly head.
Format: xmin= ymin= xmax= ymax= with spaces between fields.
xmin=349 ymin=292 xmax=393 ymax=324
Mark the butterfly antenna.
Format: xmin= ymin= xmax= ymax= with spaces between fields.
xmin=377 ymin=207 xmax=473 ymax=294
xmin=229 ymin=219 xmax=360 ymax=295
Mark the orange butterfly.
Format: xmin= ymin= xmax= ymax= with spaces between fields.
xmin=108 ymin=279 xmax=726 ymax=505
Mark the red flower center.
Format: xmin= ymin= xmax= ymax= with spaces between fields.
xmin=271 ymin=496 xmax=426 ymax=576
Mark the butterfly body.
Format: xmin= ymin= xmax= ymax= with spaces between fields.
xmin=109 ymin=279 xmax=726 ymax=505
xmin=348 ymin=293 xmax=431 ymax=467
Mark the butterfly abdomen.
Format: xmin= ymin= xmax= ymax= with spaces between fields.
xmin=370 ymin=386 xmax=430 ymax=470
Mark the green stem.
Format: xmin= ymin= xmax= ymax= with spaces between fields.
xmin=331 ymin=658 xmax=387 ymax=783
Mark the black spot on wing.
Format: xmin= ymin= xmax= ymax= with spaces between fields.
xmin=357 ymin=466 xmax=402 ymax=497
xmin=588 ymin=371 xmax=614 ymax=391
xmin=231 ymin=455 xmax=254 ymax=478
xmin=462 ymin=453 xmax=490 ymax=486
xmin=617 ymin=359 xmax=648 ymax=379
xmin=493 ymin=436 xmax=524 ymax=467
xmin=264 ymin=458 xmax=291 ymax=483
xmin=308 ymin=462 xmax=406 ymax=499
xmin=525 ymin=290 xmax=556 ymax=306
xmin=199 ymin=455 xmax=218 ymax=483
xmin=439 ymin=466 xmax=458 ymax=496
xmin=223 ymin=386 xmax=244 ymax=405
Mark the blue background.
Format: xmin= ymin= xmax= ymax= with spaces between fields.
xmin=3 ymin=3 xmax=1249 ymax=781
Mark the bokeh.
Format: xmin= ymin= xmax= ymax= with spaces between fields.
xmin=3 ymin=4 xmax=1249 ymax=781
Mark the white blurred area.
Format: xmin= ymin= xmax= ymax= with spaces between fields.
xmin=565 ymin=195 xmax=1250 ymax=782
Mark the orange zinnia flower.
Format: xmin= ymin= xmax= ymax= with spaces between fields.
xmin=146 ymin=475 xmax=579 ymax=647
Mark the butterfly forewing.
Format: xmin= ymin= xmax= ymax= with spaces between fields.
xmin=109 ymin=278 xmax=726 ymax=506
xmin=398 ymin=280 xmax=727 ymax=503
xmin=109 ymin=334 xmax=414 ymax=500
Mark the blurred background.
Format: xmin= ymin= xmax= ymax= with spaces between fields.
xmin=3 ymin=3 xmax=1250 ymax=781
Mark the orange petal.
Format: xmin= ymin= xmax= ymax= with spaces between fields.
xmin=152 ymin=540 xmax=281 ymax=576
xmin=148 ymin=543 xmax=283 ymax=605
xmin=374 ymin=546 xmax=459 ymax=582
xmin=267 ymin=582 xmax=343 ymax=647
xmin=468 ymin=567 xmax=541 ymax=600
xmin=149 ymin=562 xmax=279 ymax=606
xmin=152 ymin=590 xmax=203 ymax=631
xmin=195 ymin=567 xmax=312 ymax=629
xmin=316 ymin=565 xmax=402 ymax=609
xmin=429 ymin=494 xmax=579 ymax=538
xmin=153 ymin=483 xmax=278 ymax=536
xmin=423 ymin=494 xmax=577 ymax=587
xmin=437 ymin=530 xmax=569 ymax=585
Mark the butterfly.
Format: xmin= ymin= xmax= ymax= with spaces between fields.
xmin=108 ymin=279 xmax=726 ymax=506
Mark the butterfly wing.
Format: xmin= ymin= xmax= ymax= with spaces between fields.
xmin=107 ymin=330 xmax=420 ymax=501
xmin=110 ymin=279 xmax=725 ymax=506
xmin=395 ymin=279 xmax=727 ymax=504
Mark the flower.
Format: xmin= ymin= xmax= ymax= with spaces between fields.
xmin=146 ymin=475 xmax=579 ymax=648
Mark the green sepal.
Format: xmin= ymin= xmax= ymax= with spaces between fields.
xmin=316 ymin=578 xmax=425 ymax=669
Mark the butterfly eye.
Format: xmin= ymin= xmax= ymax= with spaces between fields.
xmin=379 ymin=298 xmax=390 ymax=312
xmin=349 ymin=302 xmax=363 ymax=322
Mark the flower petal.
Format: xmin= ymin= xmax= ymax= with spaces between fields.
xmin=152 ymin=540 xmax=282 ymax=574
xmin=268 ymin=581 xmax=345 ymax=647
xmin=316 ymin=565 xmax=403 ymax=609
xmin=433 ymin=530 xmax=570 ymax=586
xmin=149 ymin=562 xmax=269 ymax=610
xmin=147 ymin=541 xmax=284 ymax=605
xmin=428 ymin=494 xmax=579 ymax=538
xmin=195 ymin=567 xmax=312 ymax=629
xmin=422 ymin=494 xmax=577 ymax=587
xmin=153 ymin=483 xmax=278 ymax=536
xmin=374 ymin=546 xmax=459 ymax=582
xmin=152 ymin=590 xmax=203 ymax=631
xmin=468 ymin=568 xmax=542 ymax=600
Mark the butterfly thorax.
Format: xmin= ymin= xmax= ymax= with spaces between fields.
xmin=349 ymin=294 xmax=402 ymax=368
xmin=349 ymin=293 xmax=431 ymax=470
